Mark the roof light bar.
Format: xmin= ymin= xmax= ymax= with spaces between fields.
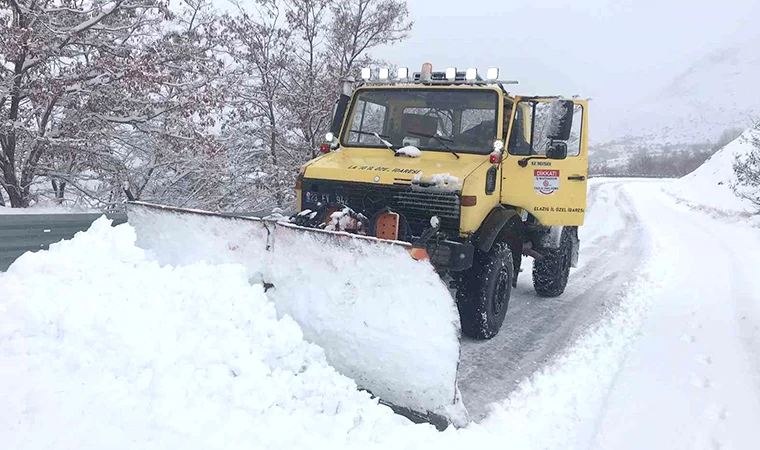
xmin=465 ymin=67 xmax=477 ymax=81
xmin=397 ymin=67 xmax=409 ymax=79
xmin=361 ymin=67 xmax=371 ymax=80
xmin=445 ymin=67 xmax=457 ymax=80
xmin=420 ymin=62 xmax=433 ymax=82
xmin=486 ymin=67 xmax=499 ymax=81
xmin=378 ymin=68 xmax=389 ymax=80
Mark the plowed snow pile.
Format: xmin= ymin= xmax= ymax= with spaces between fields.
xmin=10 ymin=205 xmax=748 ymax=449
xmin=0 ymin=218 xmax=432 ymax=449
xmin=125 ymin=205 xmax=464 ymax=422
xmin=666 ymin=128 xmax=759 ymax=217
xmin=0 ymin=215 xmax=675 ymax=450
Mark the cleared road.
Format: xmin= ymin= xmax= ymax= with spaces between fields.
xmin=458 ymin=179 xmax=652 ymax=420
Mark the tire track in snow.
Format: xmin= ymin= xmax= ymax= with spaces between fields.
xmin=458 ymin=180 xmax=651 ymax=420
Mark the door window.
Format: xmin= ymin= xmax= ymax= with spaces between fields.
xmin=508 ymin=100 xmax=584 ymax=156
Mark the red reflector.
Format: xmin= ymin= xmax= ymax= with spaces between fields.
xmin=490 ymin=154 xmax=502 ymax=163
xmin=409 ymin=247 xmax=430 ymax=261
xmin=295 ymin=180 xmax=302 ymax=190
xmin=461 ymin=195 xmax=477 ymax=207
xmin=320 ymin=143 xmax=330 ymax=153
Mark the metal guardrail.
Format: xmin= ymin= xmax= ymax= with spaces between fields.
xmin=0 ymin=213 xmax=127 ymax=272
xmin=588 ymin=174 xmax=678 ymax=179
xmin=0 ymin=209 xmax=274 ymax=272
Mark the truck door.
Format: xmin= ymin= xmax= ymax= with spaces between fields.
xmin=500 ymin=97 xmax=588 ymax=226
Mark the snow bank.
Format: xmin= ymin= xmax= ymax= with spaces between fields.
xmin=0 ymin=218 xmax=428 ymax=449
xmin=587 ymin=182 xmax=760 ymax=449
xmin=125 ymin=204 xmax=466 ymax=423
xmin=666 ymin=128 xmax=759 ymax=218
xmin=0 ymin=216 xmax=672 ymax=450
xmin=6 ymin=188 xmax=739 ymax=449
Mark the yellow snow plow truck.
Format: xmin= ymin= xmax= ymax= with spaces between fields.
xmin=125 ymin=64 xmax=588 ymax=429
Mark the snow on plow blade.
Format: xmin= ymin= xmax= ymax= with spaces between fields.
xmin=126 ymin=202 xmax=468 ymax=428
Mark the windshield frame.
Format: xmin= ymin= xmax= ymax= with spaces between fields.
xmin=339 ymin=86 xmax=502 ymax=155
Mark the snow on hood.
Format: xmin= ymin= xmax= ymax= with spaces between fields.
xmin=412 ymin=172 xmax=463 ymax=192
xmin=396 ymin=145 xmax=421 ymax=158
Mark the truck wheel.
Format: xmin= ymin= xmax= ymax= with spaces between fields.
xmin=533 ymin=227 xmax=572 ymax=297
xmin=456 ymin=242 xmax=513 ymax=339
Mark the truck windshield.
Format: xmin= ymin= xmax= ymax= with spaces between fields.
xmin=340 ymin=88 xmax=499 ymax=155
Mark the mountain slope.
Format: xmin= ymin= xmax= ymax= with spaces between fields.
xmin=666 ymin=127 xmax=759 ymax=217
xmin=594 ymin=40 xmax=760 ymax=157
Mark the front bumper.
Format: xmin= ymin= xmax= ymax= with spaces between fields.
xmin=424 ymin=239 xmax=474 ymax=272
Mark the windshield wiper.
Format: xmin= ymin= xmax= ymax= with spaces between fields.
xmin=406 ymin=131 xmax=460 ymax=159
xmin=372 ymin=132 xmax=396 ymax=154
xmin=346 ymin=130 xmax=397 ymax=154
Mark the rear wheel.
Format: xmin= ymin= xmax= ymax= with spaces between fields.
xmin=533 ymin=227 xmax=573 ymax=297
xmin=456 ymin=242 xmax=513 ymax=339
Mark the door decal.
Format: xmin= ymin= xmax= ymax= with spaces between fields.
xmin=534 ymin=169 xmax=560 ymax=195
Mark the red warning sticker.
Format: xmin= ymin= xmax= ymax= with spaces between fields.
xmin=534 ymin=169 xmax=560 ymax=195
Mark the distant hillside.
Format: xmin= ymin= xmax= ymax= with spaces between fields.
xmin=592 ymin=41 xmax=760 ymax=169
xmin=666 ymin=128 xmax=759 ymax=215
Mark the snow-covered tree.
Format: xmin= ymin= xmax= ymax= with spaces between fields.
xmin=328 ymin=0 xmax=411 ymax=78
xmin=218 ymin=0 xmax=413 ymax=211
xmin=0 ymin=0 xmax=228 ymax=208
xmin=282 ymin=0 xmax=332 ymax=159
xmin=732 ymin=124 xmax=760 ymax=210
xmin=0 ymin=0 xmax=414 ymax=210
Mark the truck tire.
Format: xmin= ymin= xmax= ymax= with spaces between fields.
xmin=533 ymin=227 xmax=572 ymax=297
xmin=456 ymin=242 xmax=513 ymax=339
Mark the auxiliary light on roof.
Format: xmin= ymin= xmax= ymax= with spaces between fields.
xmin=358 ymin=64 xmax=509 ymax=84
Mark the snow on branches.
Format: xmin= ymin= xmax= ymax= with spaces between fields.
xmin=0 ymin=0 xmax=412 ymax=211
xmin=732 ymin=124 xmax=760 ymax=210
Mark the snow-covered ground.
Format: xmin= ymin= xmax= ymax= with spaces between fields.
xmin=0 ymin=219 xmax=419 ymax=449
xmin=2 ymin=179 xmax=759 ymax=449
xmin=664 ymin=128 xmax=759 ymax=225
xmin=588 ymin=182 xmax=760 ymax=449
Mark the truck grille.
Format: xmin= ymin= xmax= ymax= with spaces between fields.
xmin=301 ymin=179 xmax=461 ymax=240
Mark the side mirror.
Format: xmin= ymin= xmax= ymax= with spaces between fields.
xmin=547 ymin=141 xmax=567 ymax=160
xmin=547 ymin=100 xmax=574 ymax=141
xmin=330 ymin=94 xmax=351 ymax=134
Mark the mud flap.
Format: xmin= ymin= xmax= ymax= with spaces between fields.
xmin=126 ymin=202 xmax=469 ymax=427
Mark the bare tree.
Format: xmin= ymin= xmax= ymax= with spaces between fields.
xmin=328 ymin=0 xmax=412 ymax=78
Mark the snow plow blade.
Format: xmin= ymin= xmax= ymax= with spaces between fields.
xmin=125 ymin=201 xmax=468 ymax=428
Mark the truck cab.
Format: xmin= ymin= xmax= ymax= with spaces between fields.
xmin=294 ymin=64 xmax=588 ymax=339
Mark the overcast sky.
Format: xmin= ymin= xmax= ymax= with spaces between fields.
xmin=374 ymin=0 xmax=759 ymax=123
